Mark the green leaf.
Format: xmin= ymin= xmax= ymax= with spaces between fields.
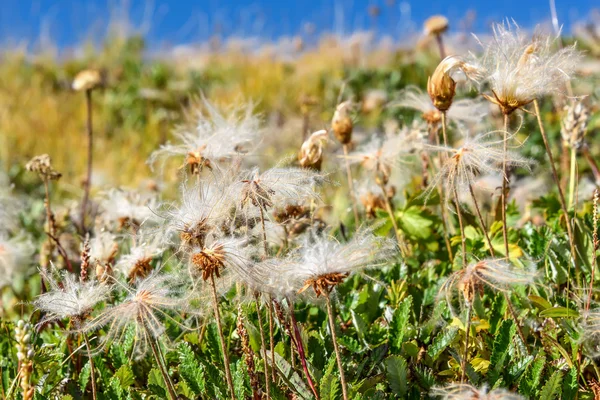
xmin=177 ymin=342 xmax=206 ymax=395
xmin=397 ymin=206 xmax=435 ymax=240
xmin=389 ymin=295 xmax=413 ymax=353
xmin=488 ymin=320 xmax=516 ymax=386
xmin=114 ymin=364 xmax=135 ymax=388
xmin=385 ymin=356 xmax=408 ymax=397
xmin=79 ymin=360 xmax=91 ymax=393
xmin=233 ymin=359 xmax=249 ymax=400
xmin=427 ymin=327 xmax=458 ymax=361
xmin=562 ymin=367 xmax=578 ymax=400
xmin=539 ymin=370 xmax=563 ymax=400
xmin=539 ymin=307 xmax=580 ymax=319
xmin=320 ymin=355 xmax=340 ymax=400
xmin=519 ymin=354 xmax=546 ymax=397
xmin=529 ymin=295 xmax=552 ymax=310
xmin=148 ymin=368 xmax=167 ymax=398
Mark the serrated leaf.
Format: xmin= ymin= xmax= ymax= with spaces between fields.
xmin=79 ymin=360 xmax=91 ymax=392
xmin=562 ymin=367 xmax=578 ymax=400
xmin=233 ymin=359 xmax=249 ymax=400
xmin=114 ymin=364 xmax=135 ymax=388
xmin=539 ymin=370 xmax=563 ymax=400
xmin=488 ymin=320 xmax=516 ymax=386
xmin=320 ymin=354 xmax=340 ymax=400
xmin=519 ymin=354 xmax=546 ymax=396
xmin=427 ymin=327 xmax=458 ymax=361
xmin=148 ymin=368 xmax=167 ymax=398
xmin=385 ymin=356 xmax=408 ymax=397
xmin=177 ymin=342 xmax=205 ymax=395
xmin=389 ymin=296 xmax=412 ymax=353
xmin=397 ymin=206 xmax=435 ymax=240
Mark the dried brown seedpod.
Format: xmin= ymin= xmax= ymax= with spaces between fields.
xmin=331 ymin=101 xmax=354 ymax=144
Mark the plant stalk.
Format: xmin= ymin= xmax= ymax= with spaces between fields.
xmin=254 ymin=293 xmax=271 ymax=398
xmin=533 ymin=100 xmax=577 ymax=279
xmin=267 ymin=298 xmax=276 ymax=383
xmin=81 ymin=89 xmax=93 ymax=233
xmin=259 ymin=206 xmax=269 ymax=259
xmin=343 ymin=144 xmax=360 ymax=229
xmin=568 ymin=146 xmax=577 ymax=209
xmin=83 ymin=334 xmax=97 ymax=400
xmin=461 ymin=304 xmax=472 ymax=383
xmin=453 ymin=186 xmax=467 ymax=268
xmin=146 ymin=329 xmax=177 ymax=400
xmin=501 ymin=114 xmax=510 ymax=259
xmin=324 ymin=293 xmax=348 ymax=400
xmin=288 ymin=299 xmax=320 ymax=400
xmin=210 ymin=274 xmax=236 ymax=399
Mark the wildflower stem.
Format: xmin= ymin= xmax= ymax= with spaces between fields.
xmin=210 ymin=273 xmax=236 ymax=400
xmin=468 ymin=183 xmax=494 ymax=255
xmin=568 ymin=146 xmax=577 ymax=209
xmin=82 ymin=334 xmax=97 ymax=400
xmin=436 ymin=116 xmax=454 ymax=261
xmin=342 ymin=144 xmax=360 ymax=229
xmin=533 ymin=99 xmax=578 ymax=274
xmin=503 ymin=293 xmax=529 ymax=355
xmin=324 ymin=292 xmax=348 ymax=400
xmin=254 ymin=293 xmax=271 ymax=398
xmin=453 ymin=186 xmax=467 ymax=268
xmin=582 ymin=145 xmax=600 ymax=185
xmin=287 ymin=298 xmax=320 ymax=400
xmin=267 ymin=299 xmax=276 ymax=383
xmin=378 ymin=182 xmax=406 ymax=256
xmin=586 ymin=189 xmax=599 ymax=313
xmin=259 ymin=206 xmax=269 ymax=259
xmin=146 ymin=332 xmax=177 ymax=400
xmin=81 ymin=89 xmax=93 ymax=233
xmin=501 ymin=114 xmax=510 ymax=259
xmin=461 ymin=304 xmax=472 ymax=383
xmin=435 ymin=34 xmax=446 ymax=59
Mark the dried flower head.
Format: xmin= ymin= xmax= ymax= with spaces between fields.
xmin=25 ymin=154 xmax=61 ymax=181
xmin=285 ymin=229 xmax=396 ymax=297
xmin=236 ymin=166 xmax=324 ymax=213
xmin=34 ymin=270 xmax=110 ymax=324
xmin=89 ymin=231 xmax=118 ymax=280
xmin=427 ymin=56 xmax=482 ymax=112
xmin=72 ymin=69 xmax=104 ymax=91
xmin=474 ymin=22 xmax=581 ymax=115
xmin=424 ymin=15 xmax=449 ymax=36
xmin=83 ymin=272 xmax=181 ymax=357
xmin=149 ymin=98 xmax=262 ymax=174
xmin=99 ymin=188 xmax=160 ymax=230
xmin=115 ymin=233 xmax=164 ymax=282
xmin=188 ymin=236 xmax=250 ymax=283
xmin=561 ymin=100 xmax=590 ymax=149
xmin=394 ymin=87 xmax=488 ymax=127
xmin=440 ymin=259 xmax=537 ymax=309
xmin=299 ymin=129 xmax=329 ymax=170
xmin=163 ymin=181 xmax=235 ymax=250
xmin=424 ymin=130 xmax=531 ymax=202
xmin=431 ymin=383 xmax=525 ymax=399
xmin=331 ymin=101 xmax=354 ymax=144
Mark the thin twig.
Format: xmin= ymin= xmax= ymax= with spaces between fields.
xmin=146 ymin=329 xmax=177 ymax=400
xmin=343 ymin=144 xmax=360 ymax=229
xmin=80 ymin=89 xmax=93 ymax=233
xmin=324 ymin=293 xmax=348 ymax=400
xmin=210 ymin=274 xmax=236 ymax=399
xmin=254 ymin=293 xmax=271 ymax=398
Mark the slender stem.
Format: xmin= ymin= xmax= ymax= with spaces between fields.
xmin=254 ymin=293 xmax=271 ymax=398
xmin=435 ymin=34 xmax=446 ymax=59
xmin=533 ymin=100 xmax=577 ymax=275
xmin=210 ymin=274 xmax=236 ymax=399
xmin=461 ymin=304 xmax=472 ymax=383
xmin=146 ymin=329 xmax=177 ymax=400
xmin=378 ymin=182 xmax=406 ymax=256
xmin=468 ymin=183 xmax=494 ymax=255
xmin=324 ymin=293 xmax=348 ymax=400
xmin=267 ymin=298 xmax=276 ymax=383
xmin=583 ymin=145 xmax=600 ymax=185
xmin=82 ymin=334 xmax=97 ymax=400
xmin=568 ymin=146 xmax=577 ymax=209
xmin=259 ymin=206 xmax=269 ymax=259
xmin=453 ymin=187 xmax=467 ymax=268
xmin=586 ymin=190 xmax=599 ymax=313
xmin=501 ymin=114 xmax=510 ymax=259
xmin=81 ymin=89 xmax=93 ymax=233
xmin=439 ymin=112 xmax=454 ymax=261
xmin=503 ymin=292 xmax=529 ymax=355
xmin=288 ymin=299 xmax=320 ymax=400
xmin=343 ymin=144 xmax=360 ymax=229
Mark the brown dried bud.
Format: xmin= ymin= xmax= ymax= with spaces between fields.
xmin=95 ymin=262 xmax=113 ymax=283
xmin=424 ymin=15 xmax=449 ymax=36
xmin=561 ymin=101 xmax=589 ymax=149
xmin=332 ymin=101 xmax=354 ymax=144
xmin=299 ymin=129 xmax=328 ymax=170
xmin=360 ymin=192 xmax=386 ymax=219
xmin=427 ymin=56 xmax=480 ymax=112
xmin=72 ymin=69 xmax=104 ymax=91
xmin=26 ymin=154 xmax=62 ymax=180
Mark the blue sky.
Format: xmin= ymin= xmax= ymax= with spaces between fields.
xmin=0 ymin=0 xmax=595 ymax=48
